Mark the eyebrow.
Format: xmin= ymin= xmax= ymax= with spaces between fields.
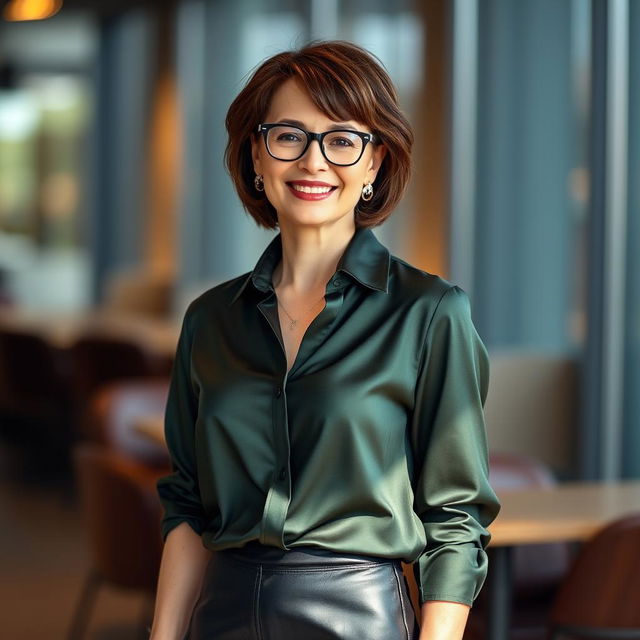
xmin=275 ymin=119 xmax=359 ymax=131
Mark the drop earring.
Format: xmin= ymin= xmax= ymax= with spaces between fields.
xmin=254 ymin=174 xmax=264 ymax=192
xmin=361 ymin=182 xmax=373 ymax=202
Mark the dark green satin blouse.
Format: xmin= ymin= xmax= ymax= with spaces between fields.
xmin=157 ymin=225 xmax=501 ymax=607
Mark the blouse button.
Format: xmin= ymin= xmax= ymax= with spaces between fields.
xmin=275 ymin=386 xmax=282 ymax=397
xmin=332 ymin=276 xmax=342 ymax=286
xmin=278 ymin=467 xmax=287 ymax=481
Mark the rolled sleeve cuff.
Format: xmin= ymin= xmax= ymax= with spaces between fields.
xmin=160 ymin=514 xmax=207 ymax=543
xmin=157 ymin=474 xmax=208 ymax=543
xmin=412 ymin=542 xmax=489 ymax=607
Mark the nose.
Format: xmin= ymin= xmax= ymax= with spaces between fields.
xmin=297 ymin=138 xmax=329 ymax=172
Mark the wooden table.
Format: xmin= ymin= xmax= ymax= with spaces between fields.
xmin=487 ymin=480 xmax=640 ymax=640
xmin=129 ymin=420 xmax=640 ymax=639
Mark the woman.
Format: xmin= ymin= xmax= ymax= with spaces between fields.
xmin=150 ymin=41 xmax=500 ymax=640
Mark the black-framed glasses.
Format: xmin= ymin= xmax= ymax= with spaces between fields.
xmin=257 ymin=123 xmax=378 ymax=167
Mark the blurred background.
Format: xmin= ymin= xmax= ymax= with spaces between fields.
xmin=0 ymin=0 xmax=638 ymax=638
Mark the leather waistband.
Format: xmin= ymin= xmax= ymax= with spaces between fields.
xmin=218 ymin=539 xmax=398 ymax=567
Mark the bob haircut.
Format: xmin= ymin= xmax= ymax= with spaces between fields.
xmin=224 ymin=40 xmax=413 ymax=229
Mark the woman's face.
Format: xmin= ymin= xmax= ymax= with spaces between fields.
xmin=251 ymin=77 xmax=386 ymax=229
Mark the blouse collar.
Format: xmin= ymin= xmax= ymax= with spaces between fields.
xmin=230 ymin=225 xmax=390 ymax=305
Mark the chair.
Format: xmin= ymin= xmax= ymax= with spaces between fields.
xmin=68 ymin=443 xmax=166 ymax=640
xmin=464 ymin=452 xmax=572 ymax=640
xmin=69 ymin=334 xmax=159 ymax=393
xmin=547 ymin=513 xmax=640 ymax=639
xmin=0 ymin=328 xmax=74 ymax=478
xmin=88 ymin=378 xmax=170 ymax=467
xmin=67 ymin=334 xmax=163 ymax=438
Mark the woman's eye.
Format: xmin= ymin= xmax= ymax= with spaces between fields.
xmin=329 ymin=136 xmax=355 ymax=147
xmin=276 ymin=133 xmax=302 ymax=143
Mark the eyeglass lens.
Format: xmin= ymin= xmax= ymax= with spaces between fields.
xmin=265 ymin=125 xmax=365 ymax=165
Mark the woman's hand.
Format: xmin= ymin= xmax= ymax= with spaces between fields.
xmin=418 ymin=600 xmax=470 ymax=640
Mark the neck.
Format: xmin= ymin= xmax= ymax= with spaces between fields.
xmin=273 ymin=218 xmax=356 ymax=295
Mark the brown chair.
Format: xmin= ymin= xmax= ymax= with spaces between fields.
xmin=68 ymin=334 xmax=164 ymax=438
xmin=0 ymin=328 xmax=74 ymax=478
xmin=69 ymin=334 xmax=160 ymax=393
xmin=68 ymin=443 xmax=165 ymax=640
xmin=88 ymin=378 xmax=170 ymax=467
xmin=465 ymin=452 xmax=572 ymax=640
xmin=547 ymin=513 xmax=640 ymax=639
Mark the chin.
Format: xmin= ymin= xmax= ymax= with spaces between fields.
xmin=286 ymin=214 xmax=335 ymax=228
xmin=282 ymin=210 xmax=357 ymax=231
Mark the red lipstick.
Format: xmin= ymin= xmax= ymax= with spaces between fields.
xmin=287 ymin=180 xmax=338 ymax=201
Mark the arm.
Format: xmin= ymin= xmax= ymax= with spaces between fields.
xmin=151 ymin=304 xmax=210 ymax=639
xmin=419 ymin=601 xmax=469 ymax=640
xmin=410 ymin=285 xmax=501 ymax=637
xmin=149 ymin=522 xmax=212 ymax=640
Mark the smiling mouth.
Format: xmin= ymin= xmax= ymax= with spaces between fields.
xmin=288 ymin=183 xmax=337 ymax=194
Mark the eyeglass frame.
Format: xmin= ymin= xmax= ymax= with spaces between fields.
xmin=256 ymin=123 xmax=379 ymax=167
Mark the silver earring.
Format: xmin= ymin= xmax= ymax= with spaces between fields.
xmin=362 ymin=182 xmax=373 ymax=202
xmin=254 ymin=174 xmax=264 ymax=192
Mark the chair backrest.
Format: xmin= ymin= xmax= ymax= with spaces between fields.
xmin=489 ymin=452 xmax=571 ymax=596
xmin=548 ymin=513 xmax=640 ymax=632
xmin=73 ymin=443 xmax=165 ymax=592
xmin=0 ymin=328 xmax=69 ymax=411
xmin=69 ymin=334 xmax=156 ymax=397
xmin=88 ymin=379 xmax=170 ymax=467
xmin=68 ymin=334 xmax=161 ymax=435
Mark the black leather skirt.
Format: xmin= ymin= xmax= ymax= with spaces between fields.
xmin=186 ymin=540 xmax=420 ymax=640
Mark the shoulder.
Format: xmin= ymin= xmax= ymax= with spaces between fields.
xmin=181 ymin=272 xmax=251 ymax=328
xmin=388 ymin=254 xmax=468 ymax=308
xmin=387 ymin=258 xmax=485 ymax=375
xmin=389 ymin=256 xmax=475 ymax=344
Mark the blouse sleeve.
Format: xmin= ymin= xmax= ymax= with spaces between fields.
xmin=409 ymin=285 xmax=501 ymax=607
xmin=156 ymin=303 xmax=208 ymax=542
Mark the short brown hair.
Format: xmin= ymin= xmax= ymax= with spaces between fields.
xmin=224 ymin=40 xmax=413 ymax=229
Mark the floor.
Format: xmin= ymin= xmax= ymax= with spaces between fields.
xmin=0 ymin=442 xmax=151 ymax=640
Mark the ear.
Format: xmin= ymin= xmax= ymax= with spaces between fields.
xmin=250 ymin=133 xmax=263 ymax=174
xmin=366 ymin=144 xmax=387 ymax=184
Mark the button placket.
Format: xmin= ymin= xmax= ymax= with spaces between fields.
xmin=257 ymin=282 xmax=345 ymax=546
xmin=273 ymin=385 xmax=289 ymax=482
xmin=260 ymin=376 xmax=292 ymax=548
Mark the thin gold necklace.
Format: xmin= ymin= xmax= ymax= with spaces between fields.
xmin=276 ymin=293 xmax=326 ymax=331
